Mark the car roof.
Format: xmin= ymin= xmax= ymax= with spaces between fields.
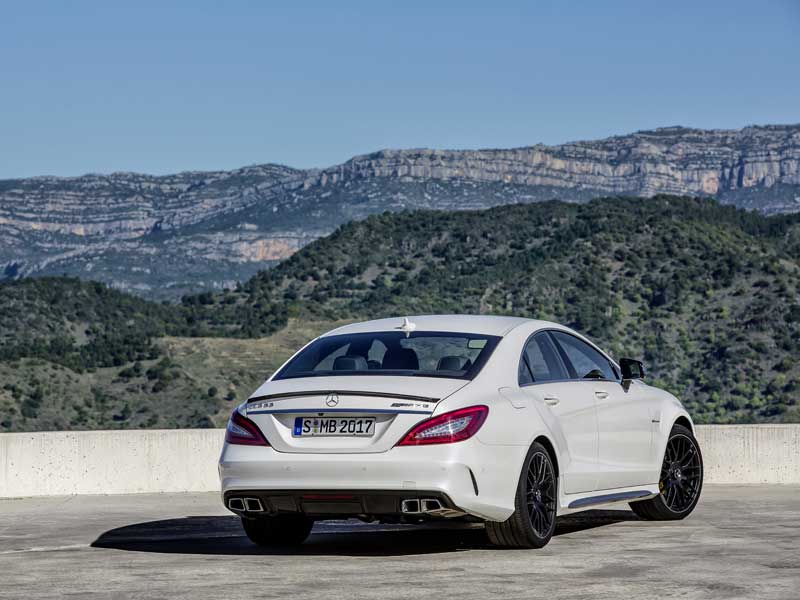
xmin=321 ymin=314 xmax=558 ymax=337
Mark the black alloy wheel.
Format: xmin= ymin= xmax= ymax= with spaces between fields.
xmin=486 ymin=441 xmax=558 ymax=548
xmin=660 ymin=432 xmax=703 ymax=512
xmin=630 ymin=424 xmax=703 ymax=520
xmin=526 ymin=450 xmax=557 ymax=537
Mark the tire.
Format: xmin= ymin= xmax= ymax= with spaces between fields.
xmin=486 ymin=442 xmax=558 ymax=548
xmin=630 ymin=424 xmax=703 ymax=521
xmin=241 ymin=515 xmax=314 ymax=547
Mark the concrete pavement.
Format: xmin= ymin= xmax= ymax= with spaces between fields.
xmin=0 ymin=486 xmax=798 ymax=599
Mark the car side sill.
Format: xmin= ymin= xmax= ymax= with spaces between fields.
xmin=567 ymin=490 xmax=652 ymax=509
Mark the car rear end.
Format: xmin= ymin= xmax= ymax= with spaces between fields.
xmin=218 ymin=324 xmax=517 ymax=529
xmin=220 ymin=378 xmax=516 ymax=521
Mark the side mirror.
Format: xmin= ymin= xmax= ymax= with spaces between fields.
xmin=620 ymin=358 xmax=645 ymax=380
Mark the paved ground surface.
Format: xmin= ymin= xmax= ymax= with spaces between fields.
xmin=0 ymin=485 xmax=798 ymax=599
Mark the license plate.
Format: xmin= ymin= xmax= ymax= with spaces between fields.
xmin=293 ymin=416 xmax=376 ymax=437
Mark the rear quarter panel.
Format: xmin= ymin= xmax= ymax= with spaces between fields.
xmin=433 ymin=323 xmax=567 ymax=502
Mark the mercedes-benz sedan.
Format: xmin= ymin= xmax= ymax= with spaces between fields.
xmin=219 ymin=315 xmax=703 ymax=548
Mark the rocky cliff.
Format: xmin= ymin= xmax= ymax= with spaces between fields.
xmin=324 ymin=125 xmax=800 ymax=205
xmin=2 ymin=124 xmax=799 ymax=298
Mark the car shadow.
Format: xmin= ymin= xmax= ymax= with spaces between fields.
xmin=91 ymin=510 xmax=639 ymax=556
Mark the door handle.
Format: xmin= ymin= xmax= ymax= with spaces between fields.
xmin=543 ymin=396 xmax=560 ymax=406
xmin=594 ymin=391 xmax=609 ymax=399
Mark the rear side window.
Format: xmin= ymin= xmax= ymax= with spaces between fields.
xmin=519 ymin=333 xmax=568 ymax=385
xmin=549 ymin=331 xmax=618 ymax=381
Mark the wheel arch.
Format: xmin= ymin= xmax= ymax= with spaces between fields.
xmin=672 ymin=415 xmax=694 ymax=434
xmin=650 ymin=403 xmax=696 ymax=483
xmin=533 ymin=434 xmax=560 ymax=479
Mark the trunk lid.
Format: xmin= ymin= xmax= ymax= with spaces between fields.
xmin=245 ymin=375 xmax=468 ymax=453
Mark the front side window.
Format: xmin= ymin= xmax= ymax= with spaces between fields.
xmin=519 ymin=333 xmax=568 ymax=385
xmin=549 ymin=331 xmax=618 ymax=381
xmin=274 ymin=331 xmax=500 ymax=381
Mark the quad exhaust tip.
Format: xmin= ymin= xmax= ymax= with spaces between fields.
xmin=421 ymin=498 xmax=443 ymax=512
xmin=244 ymin=498 xmax=264 ymax=512
xmin=401 ymin=499 xmax=421 ymax=514
xmin=401 ymin=498 xmax=443 ymax=514
xmin=227 ymin=497 xmax=264 ymax=512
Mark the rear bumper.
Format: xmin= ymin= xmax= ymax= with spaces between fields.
xmin=218 ymin=440 xmax=522 ymax=521
xmin=223 ymin=489 xmax=460 ymax=519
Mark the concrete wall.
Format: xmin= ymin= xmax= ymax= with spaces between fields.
xmin=0 ymin=425 xmax=798 ymax=498
xmin=0 ymin=429 xmax=224 ymax=498
xmin=695 ymin=425 xmax=800 ymax=484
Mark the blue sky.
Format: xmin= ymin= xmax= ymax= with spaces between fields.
xmin=1 ymin=0 xmax=798 ymax=178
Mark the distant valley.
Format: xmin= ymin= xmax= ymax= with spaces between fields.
xmin=2 ymin=124 xmax=800 ymax=298
xmin=2 ymin=196 xmax=799 ymax=431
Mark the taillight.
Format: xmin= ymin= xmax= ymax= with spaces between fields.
xmin=225 ymin=409 xmax=269 ymax=446
xmin=397 ymin=405 xmax=488 ymax=446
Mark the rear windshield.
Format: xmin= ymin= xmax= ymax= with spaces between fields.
xmin=274 ymin=331 xmax=501 ymax=381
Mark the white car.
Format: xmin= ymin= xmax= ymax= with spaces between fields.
xmin=219 ymin=315 xmax=703 ymax=548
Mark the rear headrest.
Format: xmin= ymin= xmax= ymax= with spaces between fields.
xmin=382 ymin=347 xmax=419 ymax=370
xmin=333 ymin=355 xmax=369 ymax=371
xmin=436 ymin=356 xmax=466 ymax=371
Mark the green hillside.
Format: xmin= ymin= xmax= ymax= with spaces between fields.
xmin=2 ymin=195 xmax=799 ymax=431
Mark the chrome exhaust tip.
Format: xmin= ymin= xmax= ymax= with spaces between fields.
xmin=244 ymin=497 xmax=264 ymax=512
xmin=420 ymin=498 xmax=443 ymax=512
xmin=401 ymin=499 xmax=421 ymax=514
xmin=228 ymin=497 xmax=245 ymax=511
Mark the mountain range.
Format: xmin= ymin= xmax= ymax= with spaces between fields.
xmin=2 ymin=196 xmax=799 ymax=431
xmin=2 ymin=124 xmax=800 ymax=298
